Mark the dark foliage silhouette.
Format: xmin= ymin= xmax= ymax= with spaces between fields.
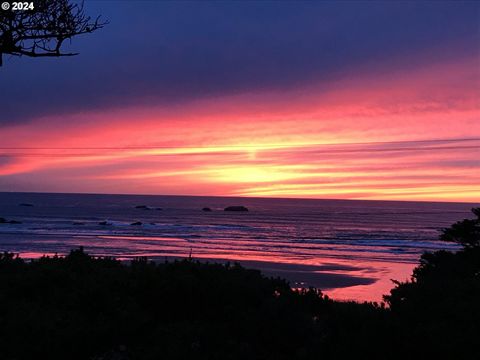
xmin=440 ymin=207 xmax=480 ymax=247
xmin=385 ymin=207 xmax=480 ymax=358
xmin=385 ymin=247 xmax=480 ymax=358
xmin=0 ymin=248 xmax=392 ymax=359
xmin=0 ymin=0 xmax=106 ymax=65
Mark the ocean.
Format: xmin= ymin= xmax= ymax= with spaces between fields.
xmin=0 ymin=192 xmax=473 ymax=302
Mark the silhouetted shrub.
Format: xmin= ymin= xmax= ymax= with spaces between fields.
xmin=2 ymin=248 xmax=378 ymax=360
xmin=440 ymin=207 xmax=480 ymax=247
xmin=385 ymin=207 xmax=480 ymax=358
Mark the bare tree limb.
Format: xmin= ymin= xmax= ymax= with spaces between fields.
xmin=0 ymin=0 xmax=107 ymax=66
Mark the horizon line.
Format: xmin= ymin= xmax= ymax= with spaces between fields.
xmin=1 ymin=190 xmax=478 ymax=206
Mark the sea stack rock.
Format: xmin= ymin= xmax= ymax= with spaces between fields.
xmin=135 ymin=205 xmax=150 ymax=210
xmin=224 ymin=206 xmax=249 ymax=212
xmin=130 ymin=221 xmax=142 ymax=226
xmin=202 ymin=207 xmax=212 ymax=212
xmin=0 ymin=218 xmax=22 ymax=224
xmin=98 ymin=221 xmax=109 ymax=226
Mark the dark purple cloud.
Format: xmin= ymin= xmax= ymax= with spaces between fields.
xmin=0 ymin=1 xmax=478 ymax=124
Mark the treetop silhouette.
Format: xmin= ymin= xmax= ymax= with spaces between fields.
xmin=0 ymin=0 xmax=106 ymax=66
xmin=440 ymin=207 xmax=480 ymax=247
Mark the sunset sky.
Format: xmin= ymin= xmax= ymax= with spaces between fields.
xmin=1 ymin=1 xmax=479 ymax=202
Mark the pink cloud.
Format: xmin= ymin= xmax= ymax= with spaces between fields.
xmin=0 ymin=55 xmax=479 ymax=201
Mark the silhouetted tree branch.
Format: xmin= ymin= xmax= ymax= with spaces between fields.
xmin=0 ymin=0 xmax=107 ymax=66
xmin=440 ymin=207 xmax=480 ymax=247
